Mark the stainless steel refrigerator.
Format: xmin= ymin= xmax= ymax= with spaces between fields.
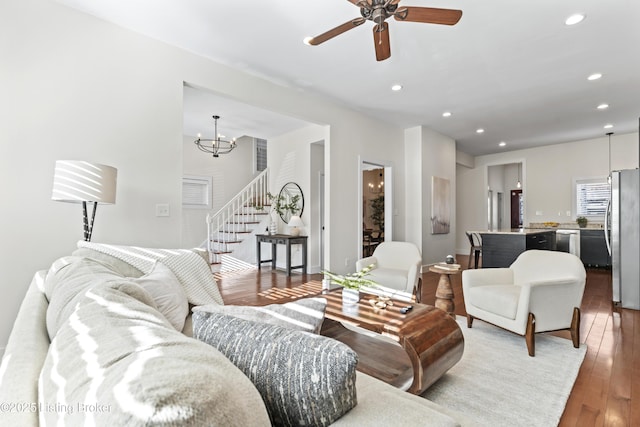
xmin=605 ymin=169 xmax=640 ymax=310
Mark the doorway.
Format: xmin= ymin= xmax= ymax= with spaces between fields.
xmin=510 ymin=189 xmax=523 ymax=228
xmin=487 ymin=161 xmax=524 ymax=231
xmin=359 ymin=159 xmax=392 ymax=258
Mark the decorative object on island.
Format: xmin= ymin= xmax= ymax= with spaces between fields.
xmin=287 ymin=215 xmax=304 ymax=236
xmin=431 ymin=176 xmax=451 ymax=234
xmin=576 ymin=216 xmax=588 ymax=228
xmin=51 ymin=160 xmax=117 ymax=242
xmin=194 ymin=115 xmax=236 ymax=158
xmin=322 ymin=264 xmax=377 ymax=305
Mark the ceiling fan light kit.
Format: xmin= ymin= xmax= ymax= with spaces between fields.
xmin=307 ymin=0 xmax=462 ymax=61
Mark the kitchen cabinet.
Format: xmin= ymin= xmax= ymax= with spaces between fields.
xmin=479 ymin=230 xmax=556 ymax=268
xmin=580 ymin=229 xmax=610 ymax=267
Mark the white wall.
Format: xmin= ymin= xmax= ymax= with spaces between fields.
xmin=405 ymin=126 xmax=457 ymax=265
xmin=182 ymin=134 xmax=258 ymax=248
xmin=0 ymin=0 xmax=408 ymax=348
xmin=456 ymin=132 xmax=639 ymax=253
xmin=268 ymin=124 xmax=325 ymax=272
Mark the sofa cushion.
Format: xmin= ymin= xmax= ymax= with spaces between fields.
xmin=44 ymin=255 xmax=190 ymax=337
xmin=72 ymin=247 xmax=145 ymax=278
xmin=193 ymin=311 xmax=358 ymax=426
xmin=129 ymin=261 xmax=189 ymax=331
xmin=467 ymin=285 xmax=521 ymax=320
xmin=39 ymin=281 xmax=270 ymax=426
xmin=44 ymin=256 xmax=129 ymax=339
xmin=192 ymin=297 xmax=327 ymax=334
xmin=77 ymin=241 xmax=224 ymax=306
xmin=332 ymin=373 xmax=464 ymax=426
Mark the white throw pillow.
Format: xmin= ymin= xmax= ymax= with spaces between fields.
xmin=130 ymin=261 xmax=189 ymax=331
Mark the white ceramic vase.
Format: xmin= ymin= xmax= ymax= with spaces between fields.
xmin=342 ymin=287 xmax=360 ymax=306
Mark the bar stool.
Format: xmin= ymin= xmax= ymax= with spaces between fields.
xmin=466 ymin=232 xmax=482 ymax=269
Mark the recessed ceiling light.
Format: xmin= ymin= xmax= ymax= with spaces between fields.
xmin=476 ymin=128 xmax=484 ymax=134
xmin=303 ymin=37 xmax=313 ymax=45
xmin=499 ymin=142 xmax=506 ymax=147
xmin=391 ymin=84 xmax=403 ymax=91
xmin=442 ymin=111 xmax=452 ymax=117
xmin=597 ymin=103 xmax=609 ymax=110
xmin=604 ymin=124 xmax=614 ymax=129
xmin=565 ymin=14 xmax=585 ymax=26
xmin=588 ymin=73 xmax=602 ymax=81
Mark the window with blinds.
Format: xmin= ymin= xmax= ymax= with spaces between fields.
xmin=182 ymin=175 xmax=212 ymax=209
xmin=255 ymin=138 xmax=267 ymax=172
xmin=575 ymin=178 xmax=610 ymax=217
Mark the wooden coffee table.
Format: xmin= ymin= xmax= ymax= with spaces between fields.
xmin=320 ymin=288 xmax=464 ymax=395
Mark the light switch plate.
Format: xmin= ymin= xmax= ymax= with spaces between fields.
xmin=156 ymin=204 xmax=170 ymax=217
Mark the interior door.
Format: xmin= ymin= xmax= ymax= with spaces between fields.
xmin=511 ymin=189 xmax=522 ymax=228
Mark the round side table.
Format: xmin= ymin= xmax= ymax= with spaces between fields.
xmin=429 ymin=265 xmax=461 ymax=318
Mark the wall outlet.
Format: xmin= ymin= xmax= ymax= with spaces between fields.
xmin=566 ymin=211 xmax=571 ymax=217
xmin=345 ymin=258 xmax=350 ymax=266
xmin=156 ymin=204 xmax=170 ymax=217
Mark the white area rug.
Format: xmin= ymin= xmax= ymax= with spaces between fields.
xmin=422 ymin=317 xmax=586 ymax=427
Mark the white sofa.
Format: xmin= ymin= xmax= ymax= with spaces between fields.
xmin=0 ymin=242 xmax=468 ymax=426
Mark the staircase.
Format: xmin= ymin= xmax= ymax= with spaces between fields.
xmin=206 ymin=169 xmax=271 ymax=271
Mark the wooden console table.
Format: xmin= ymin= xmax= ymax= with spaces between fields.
xmin=256 ymin=234 xmax=307 ymax=276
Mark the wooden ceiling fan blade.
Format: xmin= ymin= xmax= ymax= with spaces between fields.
xmin=394 ymin=7 xmax=462 ymax=25
xmin=373 ymin=22 xmax=391 ymax=61
xmin=307 ymin=18 xmax=366 ymax=45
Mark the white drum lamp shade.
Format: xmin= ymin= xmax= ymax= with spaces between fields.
xmin=288 ymin=215 xmax=304 ymax=236
xmin=52 ymin=160 xmax=117 ymax=241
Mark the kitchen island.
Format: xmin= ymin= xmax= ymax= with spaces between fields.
xmin=478 ymin=229 xmax=556 ymax=268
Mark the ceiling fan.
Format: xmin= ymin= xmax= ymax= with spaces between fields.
xmin=306 ymin=0 xmax=462 ymax=61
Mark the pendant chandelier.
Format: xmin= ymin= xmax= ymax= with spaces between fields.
xmin=194 ymin=115 xmax=236 ymax=158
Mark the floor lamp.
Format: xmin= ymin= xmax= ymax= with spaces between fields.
xmin=52 ymin=160 xmax=117 ymax=242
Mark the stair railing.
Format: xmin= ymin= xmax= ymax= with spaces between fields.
xmin=206 ymin=168 xmax=270 ymax=263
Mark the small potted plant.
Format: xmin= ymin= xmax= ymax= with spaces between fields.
xmin=322 ymin=264 xmax=377 ymax=305
xmin=576 ymin=216 xmax=588 ymax=228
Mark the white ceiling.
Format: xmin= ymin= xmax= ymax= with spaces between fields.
xmin=57 ymin=0 xmax=640 ymax=155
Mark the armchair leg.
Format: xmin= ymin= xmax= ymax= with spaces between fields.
xmin=571 ymin=307 xmax=581 ymax=348
xmin=415 ymin=277 xmax=423 ymax=303
xmin=466 ymin=314 xmax=474 ymax=328
xmin=526 ymin=313 xmax=536 ymax=357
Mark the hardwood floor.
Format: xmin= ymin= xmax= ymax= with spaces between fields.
xmin=214 ymin=256 xmax=639 ymax=426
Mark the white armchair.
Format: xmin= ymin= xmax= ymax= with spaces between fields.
xmin=356 ymin=241 xmax=423 ymax=302
xmin=462 ymin=250 xmax=586 ymax=356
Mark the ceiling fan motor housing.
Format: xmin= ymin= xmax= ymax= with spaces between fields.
xmin=360 ymin=0 xmax=399 ymax=25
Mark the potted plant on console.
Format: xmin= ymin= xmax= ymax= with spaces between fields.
xmin=266 ymin=192 xmax=301 ymax=234
xmin=322 ymin=264 xmax=376 ymax=305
